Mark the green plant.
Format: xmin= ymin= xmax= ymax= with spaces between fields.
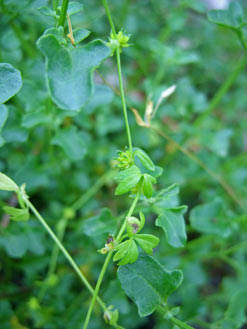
xmin=0 ymin=1 xmax=246 ymax=329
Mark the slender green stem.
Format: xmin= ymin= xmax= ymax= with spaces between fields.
xmin=37 ymin=170 xmax=114 ymax=302
xmin=52 ymin=0 xmax=59 ymax=12
xmin=170 ymin=316 xmax=195 ymax=329
xmin=71 ymin=170 xmax=115 ymax=211
xmin=116 ymin=48 xmax=133 ymax=153
xmin=23 ymin=197 xmax=106 ymax=311
xmin=38 ymin=217 xmax=68 ymax=302
xmin=101 ymin=0 xmax=133 ymax=154
xmin=83 ymin=192 xmax=140 ymax=329
xmin=101 ymin=0 xmax=117 ymax=36
xmin=58 ymin=0 xmax=69 ymax=27
xmin=195 ymin=58 xmax=245 ymax=126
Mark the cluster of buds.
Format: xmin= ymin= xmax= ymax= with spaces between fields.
xmin=98 ymin=234 xmax=115 ymax=254
xmin=107 ymin=30 xmax=130 ymax=55
xmin=113 ymin=149 xmax=134 ymax=170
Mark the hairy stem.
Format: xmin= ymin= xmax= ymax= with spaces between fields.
xmin=101 ymin=0 xmax=133 ymax=153
xmin=83 ymin=192 xmax=140 ymax=329
xmin=23 ymin=197 xmax=106 ymax=311
xmin=58 ymin=0 xmax=69 ymax=27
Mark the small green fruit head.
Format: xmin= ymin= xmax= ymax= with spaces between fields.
xmin=114 ymin=149 xmax=134 ymax=170
xmin=126 ymin=212 xmax=145 ymax=237
xmin=107 ymin=30 xmax=130 ymax=55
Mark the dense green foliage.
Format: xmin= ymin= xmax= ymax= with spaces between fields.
xmin=0 ymin=1 xmax=246 ymax=329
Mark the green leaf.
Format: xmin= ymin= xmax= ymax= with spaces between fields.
xmin=66 ymin=1 xmax=83 ymax=15
xmin=38 ymin=6 xmax=56 ymax=17
xmin=134 ymin=234 xmax=160 ymax=254
xmin=0 ymin=172 xmax=18 ymax=192
xmin=134 ymin=148 xmax=155 ymax=171
xmin=3 ymin=206 xmax=29 ymax=222
xmin=142 ymin=174 xmax=156 ymax=198
xmin=115 ymin=165 xmax=141 ymax=195
xmin=22 ymin=110 xmax=51 ymax=128
xmin=37 ymin=33 xmax=110 ymax=111
xmin=0 ymin=233 xmax=28 ymax=258
xmin=0 ymin=63 xmax=22 ymax=104
xmin=155 ymin=206 xmax=187 ymax=248
xmin=117 ymin=254 xmax=183 ymax=316
xmin=189 ymin=199 xmax=232 ymax=238
xmin=82 ymin=208 xmax=117 ymax=248
xmin=222 ymin=290 xmax=247 ymax=329
xmin=208 ymin=129 xmax=233 ymax=157
xmin=208 ymin=2 xmax=244 ymax=29
xmin=0 ymin=104 xmax=8 ymax=146
xmin=139 ymin=211 xmax=145 ymax=232
xmin=113 ymin=239 xmax=138 ymax=266
xmin=51 ymin=126 xmax=87 ymax=160
xmin=73 ymin=28 xmax=91 ymax=45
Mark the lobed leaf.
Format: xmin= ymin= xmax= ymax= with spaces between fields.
xmin=114 ymin=239 xmax=138 ymax=266
xmin=134 ymin=234 xmax=160 ymax=255
xmin=3 ymin=206 xmax=29 ymax=222
xmin=155 ymin=206 xmax=187 ymax=248
xmin=117 ymin=254 xmax=183 ymax=316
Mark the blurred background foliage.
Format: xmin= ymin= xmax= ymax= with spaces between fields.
xmin=0 ymin=0 xmax=246 ymax=328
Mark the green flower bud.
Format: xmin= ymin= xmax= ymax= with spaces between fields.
xmin=126 ymin=216 xmax=141 ymax=236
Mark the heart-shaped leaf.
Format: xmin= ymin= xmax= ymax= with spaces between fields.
xmin=37 ymin=33 xmax=110 ymax=111
xmin=117 ymin=254 xmax=183 ymax=316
